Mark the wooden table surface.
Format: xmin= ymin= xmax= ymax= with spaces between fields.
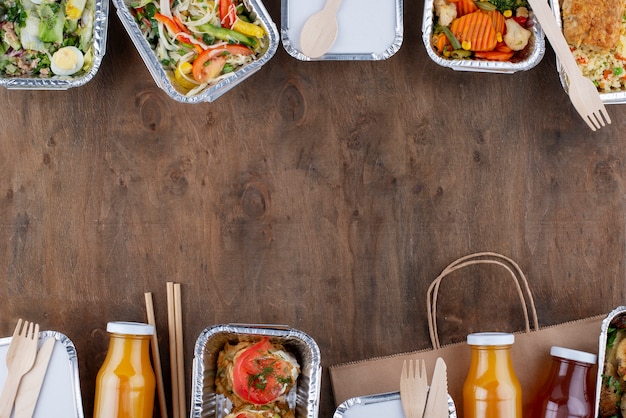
xmin=1 ymin=0 xmax=626 ymax=416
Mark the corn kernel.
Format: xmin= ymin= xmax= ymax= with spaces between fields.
xmin=496 ymin=33 xmax=503 ymax=42
xmin=462 ymin=40 xmax=471 ymax=50
xmin=503 ymin=9 xmax=513 ymax=17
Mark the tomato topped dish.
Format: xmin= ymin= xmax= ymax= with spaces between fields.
xmin=216 ymin=336 xmax=300 ymax=418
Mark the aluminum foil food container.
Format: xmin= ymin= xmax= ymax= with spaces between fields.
xmin=422 ymin=0 xmax=545 ymax=73
xmin=549 ymin=0 xmax=626 ymax=104
xmin=333 ymin=390 xmax=457 ymax=418
xmin=595 ymin=306 xmax=626 ymax=418
xmin=0 ymin=0 xmax=108 ymax=90
xmin=190 ymin=324 xmax=322 ymax=418
xmin=281 ymin=0 xmax=403 ymax=61
xmin=0 ymin=330 xmax=83 ymax=417
xmin=113 ymin=0 xmax=278 ymax=103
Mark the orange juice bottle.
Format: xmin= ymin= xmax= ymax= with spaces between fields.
xmin=93 ymin=322 xmax=156 ymax=418
xmin=463 ymin=332 xmax=522 ymax=418
xmin=531 ymin=346 xmax=597 ymax=418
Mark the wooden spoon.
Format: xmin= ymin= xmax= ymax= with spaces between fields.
xmin=299 ymin=0 xmax=343 ymax=58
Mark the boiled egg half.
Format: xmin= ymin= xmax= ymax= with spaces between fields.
xmin=50 ymin=46 xmax=84 ymax=76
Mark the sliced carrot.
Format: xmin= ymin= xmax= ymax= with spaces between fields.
xmin=482 ymin=9 xmax=506 ymax=35
xmin=436 ymin=33 xmax=449 ymax=52
xmin=474 ymin=50 xmax=514 ymax=60
xmin=450 ymin=11 xmax=497 ymax=52
xmin=456 ymin=0 xmax=478 ymax=16
xmin=495 ymin=42 xmax=512 ymax=53
xmin=604 ymin=69 xmax=612 ymax=80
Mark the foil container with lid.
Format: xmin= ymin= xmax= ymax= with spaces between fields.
xmin=0 ymin=330 xmax=84 ymax=417
xmin=190 ymin=324 xmax=322 ymax=418
xmin=421 ymin=0 xmax=545 ymax=73
xmin=549 ymin=0 xmax=626 ymax=105
xmin=0 ymin=0 xmax=109 ymax=90
xmin=333 ymin=390 xmax=457 ymax=418
xmin=595 ymin=306 xmax=626 ymax=418
xmin=113 ymin=0 xmax=278 ymax=103
xmin=281 ymin=0 xmax=403 ymax=61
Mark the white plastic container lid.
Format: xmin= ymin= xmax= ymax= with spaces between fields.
xmin=107 ymin=321 xmax=154 ymax=336
xmin=550 ymin=346 xmax=597 ymax=364
xmin=467 ymin=332 xmax=515 ymax=346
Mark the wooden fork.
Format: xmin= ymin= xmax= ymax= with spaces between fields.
xmin=400 ymin=359 xmax=428 ymax=418
xmin=0 ymin=319 xmax=40 ymax=418
xmin=527 ymin=0 xmax=611 ymax=131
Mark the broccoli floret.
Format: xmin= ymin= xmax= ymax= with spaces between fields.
xmin=489 ymin=0 xmax=529 ymax=13
xmin=37 ymin=2 xmax=64 ymax=43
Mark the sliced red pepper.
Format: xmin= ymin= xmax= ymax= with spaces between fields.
xmin=154 ymin=13 xmax=203 ymax=52
xmin=219 ymin=0 xmax=237 ymax=29
xmin=231 ymin=337 xmax=294 ymax=405
xmin=154 ymin=12 xmax=182 ymax=34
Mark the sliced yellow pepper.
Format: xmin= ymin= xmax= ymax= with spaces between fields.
xmin=232 ymin=19 xmax=264 ymax=38
xmin=175 ymin=61 xmax=197 ymax=90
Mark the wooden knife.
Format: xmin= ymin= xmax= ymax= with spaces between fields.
xmin=13 ymin=337 xmax=55 ymax=418
xmin=423 ymin=357 xmax=449 ymax=418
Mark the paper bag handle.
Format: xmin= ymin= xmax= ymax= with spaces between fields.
xmin=427 ymin=252 xmax=539 ymax=349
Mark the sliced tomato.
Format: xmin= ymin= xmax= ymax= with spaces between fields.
xmin=192 ymin=56 xmax=226 ymax=83
xmin=191 ymin=44 xmax=253 ymax=83
xmin=231 ymin=337 xmax=294 ymax=405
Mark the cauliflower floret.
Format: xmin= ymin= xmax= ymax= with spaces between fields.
xmin=504 ymin=18 xmax=531 ymax=51
xmin=516 ymin=6 xmax=529 ymax=18
xmin=434 ymin=0 xmax=457 ymax=27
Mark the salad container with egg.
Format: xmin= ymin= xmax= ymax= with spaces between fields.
xmin=191 ymin=324 xmax=321 ymax=418
xmin=0 ymin=0 xmax=108 ymax=89
xmin=113 ymin=0 xmax=278 ymax=103
xmin=422 ymin=0 xmax=545 ymax=73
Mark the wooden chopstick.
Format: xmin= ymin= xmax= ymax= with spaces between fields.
xmin=166 ymin=282 xmax=179 ymax=418
xmin=174 ymin=283 xmax=185 ymax=418
xmin=144 ymin=292 xmax=168 ymax=418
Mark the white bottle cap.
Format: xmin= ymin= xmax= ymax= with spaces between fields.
xmin=550 ymin=346 xmax=597 ymax=364
xmin=107 ymin=321 xmax=154 ymax=336
xmin=467 ymin=332 xmax=515 ymax=346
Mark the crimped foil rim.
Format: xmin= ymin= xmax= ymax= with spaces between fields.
xmin=190 ymin=323 xmax=322 ymax=418
xmin=112 ymin=0 xmax=278 ymax=103
xmin=549 ymin=0 xmax=626 ymax=104
xmin=421 ymin=0 xmax=546 ymax=74
xmin=280 ymin=0 xmax=404 ymax=61
xmin=0 ymin=0 xmax=109 ymax=90
xmin=333 ymin=390 xmax=457 ymax=418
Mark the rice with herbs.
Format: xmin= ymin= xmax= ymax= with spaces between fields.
xmin=568 ymin=14 xmax=626 ymax=92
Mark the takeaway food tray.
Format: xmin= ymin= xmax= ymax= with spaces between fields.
xmin=281 ymin=0 xmax=403 ymax=61
xmin=0 ymin=330 xmax=83 ymax=418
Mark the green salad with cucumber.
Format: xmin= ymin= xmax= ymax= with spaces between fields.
xmin=0 ymin=0 xmax=95 ymax=77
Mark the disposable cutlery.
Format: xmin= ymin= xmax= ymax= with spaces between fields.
xmin=0 ymin=320 xmax=40 ymax=418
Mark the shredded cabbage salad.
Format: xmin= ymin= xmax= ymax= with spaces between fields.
xmin=130 ymin=0 xmax=267 ymax=96
xmin=0 ymin=0 xmax=95 ymax=77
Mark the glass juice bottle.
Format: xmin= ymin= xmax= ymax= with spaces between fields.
xmin=532 ymin=346 xmax=597 ymax=418
xmin=93 ymin=321 xmax=156 ymax=418
xmin=463 ymin=332 xmax=522 ymax=418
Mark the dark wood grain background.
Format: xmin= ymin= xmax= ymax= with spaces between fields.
xmin=1 ymin=0 xmax=625 ymax=416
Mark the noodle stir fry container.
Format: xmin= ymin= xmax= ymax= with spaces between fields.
xmin=190 ymin=324 xmax=322 ymax=418
xmin=113 ymin=0 xmax=278 ymax=103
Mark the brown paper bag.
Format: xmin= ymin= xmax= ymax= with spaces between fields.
xmin=329 ymin=252 xmax=605 ymax=417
